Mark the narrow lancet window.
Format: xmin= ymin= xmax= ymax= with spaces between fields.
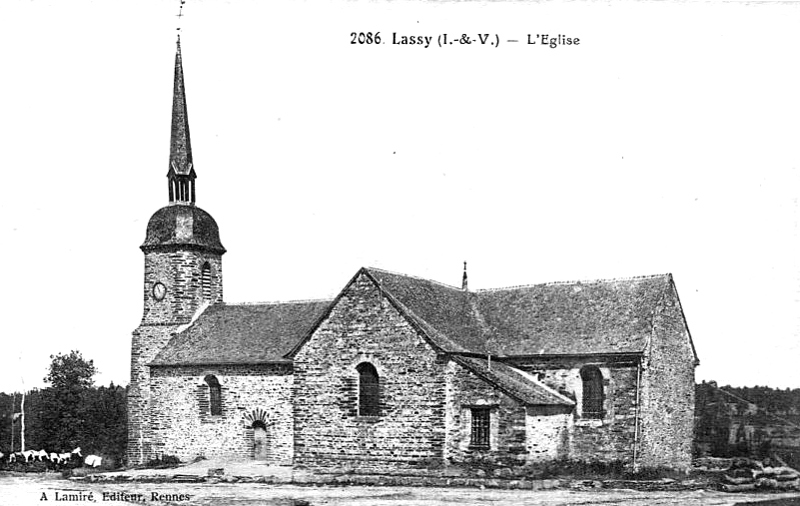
xmin=204 ymin=374 xmax=222 ymax=416
xmin=356 ymin=363 xmax=379 ymax=416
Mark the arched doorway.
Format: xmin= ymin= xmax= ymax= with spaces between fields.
xmin=252 ymin=420 xmax=268 ymax=460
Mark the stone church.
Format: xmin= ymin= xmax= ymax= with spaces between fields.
xmin=127 ymin=41 xmax=699 ymax=471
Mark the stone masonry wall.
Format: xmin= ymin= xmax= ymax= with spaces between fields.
xmin=444 ymin=360 xmax=532 ymax=466
xmin=141 ymin=250 xmax=222 ymax=326
xmin=128 ymin=249 xmax=222 ymax=466
xmin=128 ymin=324 xmax=183 ymax=465
xmin=149 ymin=364 xmax=293 ymax=463
xmin=511 ymin=359 xmax=640 ymax=464
xmin=568 ymin=366 xmax=638 ymax=463
xmin=525 ymin=408 xmax=572 ymax=462
xmin=639 ymin=281 xmax=695 ymax=470
xmin=292 ymin=273 xmax=447 ymax=472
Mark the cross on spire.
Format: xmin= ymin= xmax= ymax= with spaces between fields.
xmin=176 ymin=0 xmax=186 ymax=33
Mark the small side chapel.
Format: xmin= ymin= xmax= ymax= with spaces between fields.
xmin=127 ymin=40 xmax=699 ymax=471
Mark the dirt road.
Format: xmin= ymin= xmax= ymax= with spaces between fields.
xmin=2 ymin=473 xmax=798 ymax=505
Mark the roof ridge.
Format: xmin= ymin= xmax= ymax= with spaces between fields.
xmin=222 ymin=298 xmax=333 ymax=306
xmin=476 ymin=273 xmax=672 ymax=293
xmin=365 ymin=266 xmax=465 ymax=292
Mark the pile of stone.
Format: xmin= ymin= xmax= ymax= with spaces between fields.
xmin=721 ymin=458 xmax=800 ymax=492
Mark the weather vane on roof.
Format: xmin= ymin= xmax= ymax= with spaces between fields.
xmin=176 ymin=0 xmax=186 ymax=37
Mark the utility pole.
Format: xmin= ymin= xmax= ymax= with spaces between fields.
xmin=19 ymin=365 xmax=25 ymax=453
xmin=10 ymin=392 xmax=15 ymax=453
xmin=20 ymin=390 xmax=25 ymax=452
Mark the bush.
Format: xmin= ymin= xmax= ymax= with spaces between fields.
xmin=21 ymin=461 xmax=49 ymax=474
xmin=534 ymin=459 xmax=627 ymax=479
xmin=144 ymin=455 xmax=181 ymax=469
xmin=410 ymin=457 xmax=445 ymax=470
xmin=65 ymin=467 xmax=90 ymax=478
xmin=623 ymin=466 xmax=688 ymax=480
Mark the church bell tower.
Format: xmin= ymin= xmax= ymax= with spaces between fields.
xmin=128 ymin=38 xmax=225 ymax=465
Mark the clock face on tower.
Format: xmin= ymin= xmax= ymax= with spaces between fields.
xmin=152 ymin=282 xmax=167 ymax=301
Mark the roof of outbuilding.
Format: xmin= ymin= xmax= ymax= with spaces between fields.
xmin=150 ymin=299 xmax=331 ymax=366
xmin=453 ymin=356 xmax=575 ymax=406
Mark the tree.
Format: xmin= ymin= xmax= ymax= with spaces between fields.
xmin=0 ymin=351 xmax=127 ymax=462
xmin=39 ymin=350 xmax=98 ymax=451
xmin=81 ymin=383 xmax=127 ymax=466
xmin=44 ymin=350 xmax=97 ymax=390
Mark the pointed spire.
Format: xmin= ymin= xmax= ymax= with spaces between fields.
xmin=167 ymin=35 xmax=196 ymax=204
xmin=462 ymin=261 xmax=469 ymax=291
xmin=170 ymin=36 xmax=192 ymax=174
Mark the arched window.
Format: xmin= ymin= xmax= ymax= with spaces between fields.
xmin=201 ymin=263 xmax=212 ymax=300
xmin=356 ymin=363 xmax=379 ymax=416
xmin=204 ymin=374 xmax=222 ymax=416
xmin=580 ymin=366 xmax=604 ymax=419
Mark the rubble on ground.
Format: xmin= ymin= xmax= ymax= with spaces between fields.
xmin=720 ymin=458 xmax=800 ymax=492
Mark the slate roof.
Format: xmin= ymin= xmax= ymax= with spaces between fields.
xmin=141 ymin=204 xmax=225 ymax=254
xmin=169 ymin=38 xmax=193 ymax=177
xmin=150 ymin=300 xmax=331 ymax=366
xmin=476 ymin=275 xmax=671 ymax=356
xmin=154 ymin=267 xmax=683 ymax=367
xmin=365 ymin=267 xmax=673 ymax=356
xmin=363 ymin=269 xmax=484 ymax=353
xmin=454 ymin=356 xmax=575 ymax=406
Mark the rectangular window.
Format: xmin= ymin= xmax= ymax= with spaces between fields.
xmin=470 ymin=408 xmax=491 ymax=448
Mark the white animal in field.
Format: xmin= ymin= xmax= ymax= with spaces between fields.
xmin=49 ymin=453 xmax=61 ymax=464
xmin=84 ymin=455 xmax=102 ymax=468
xmin=58 ymin=447 xmax=82 ymax=465
xmin=33 ymin=449 xmax=49 ymax=462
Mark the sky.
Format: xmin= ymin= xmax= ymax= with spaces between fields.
xmin=0 ymin=0 xmax=798 ymax=391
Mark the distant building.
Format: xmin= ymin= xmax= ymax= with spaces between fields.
xmin=127 ymin=40 xmax=699 ymax=472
